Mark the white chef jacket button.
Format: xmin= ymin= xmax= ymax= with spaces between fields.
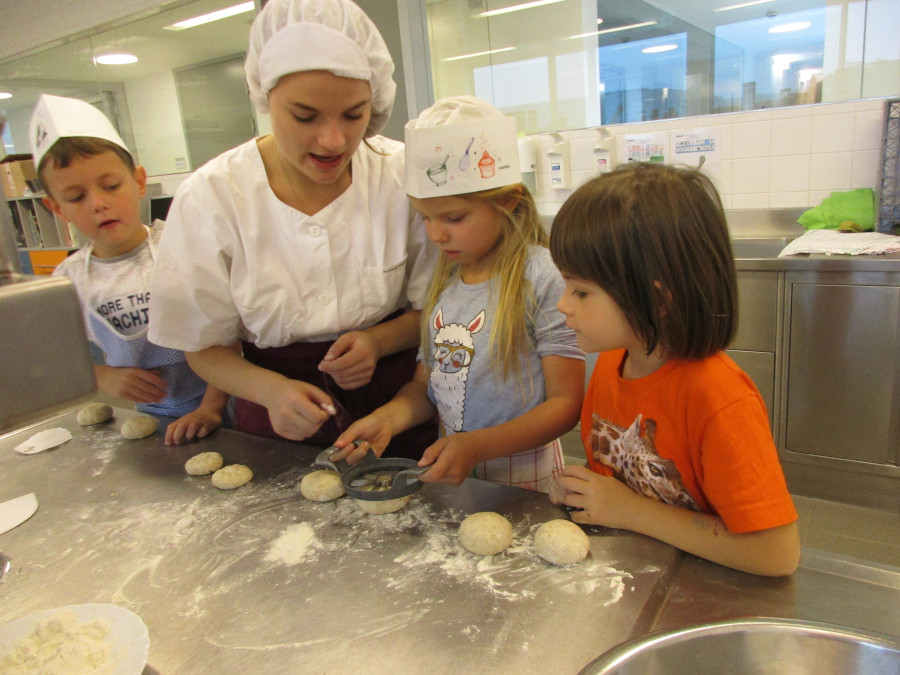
xmin=309 ymin=225 xmax=322 ymax=237
xmin=318 ymin=294 xmax=330 ymax=305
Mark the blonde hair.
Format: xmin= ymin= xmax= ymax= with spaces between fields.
xmin=421 ymin=183 xmax=547 ymax=389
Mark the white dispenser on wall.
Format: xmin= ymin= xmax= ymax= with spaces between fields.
xmin=518 ymin=136 xmax=537 ymax=195
xmin=544 ymin=133 xmax=570 ymax=190
xmin=593 ymin=127 xmax=617 ymax=175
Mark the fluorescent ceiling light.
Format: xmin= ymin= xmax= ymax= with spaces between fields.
xmin=475 ymin=0 xmax=565 ymax=18
xmin=94 ymin=53 xmax=138 ymax=65
xmin=642 ymin=44 xmax=678 ymax=54
xmin=714 ymin=0 xmax=775 ymax=12
xmin=569 ymin=20 xmax=657 ymax=40
xmin=769 ymin=21 xmax=811 ymax=33
xmin=0 ymin=92 xmax=12 ymax=99
xmin=441 ymin=47 xmax=516 ymax=62
xmin=597 ymin=18 xmax=603 ymax=25
xmin=164 ymin=1 xmax=254 ymax=31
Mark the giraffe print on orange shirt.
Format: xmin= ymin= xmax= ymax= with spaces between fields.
xmin=590 ymin=413 xmax=700 ymax=511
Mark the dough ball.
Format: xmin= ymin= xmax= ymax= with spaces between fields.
xmin=211 ymin=464 xmax=253 ymax=490
xmin=355 ymin=495 xmax=411 ymax=514
xmin=120 ymin=415 xmax=158 ymax=440
xmin=534 ymin=519 xmax=590 ymax=565
xmin=458 ymin=512 xmax=514 ymax=556
xmin=76 ymin=402 xmax=113 ymax=426
xmin=185 ymin=451 xmax=224 ymax=476
xmin=300 ymin=470 xmax=345 ymax=502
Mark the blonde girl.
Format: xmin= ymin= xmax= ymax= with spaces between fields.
xmin=334 ymin=96 xmax=584 ymax=492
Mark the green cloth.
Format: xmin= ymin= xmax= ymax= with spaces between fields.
xmin=798 ymin=188 xmax=875 ymax=231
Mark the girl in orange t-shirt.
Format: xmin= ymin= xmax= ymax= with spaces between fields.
xmin=549 ymin=162 xmax=800 ymax=576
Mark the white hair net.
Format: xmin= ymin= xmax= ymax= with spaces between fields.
xmin=245 ymin=0 xmax=396 ymax=138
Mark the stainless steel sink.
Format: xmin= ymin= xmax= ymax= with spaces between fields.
xmin=730 ymin=237 xmax=795 ymax=259
xmin=579 ymin=617 xmax=900 ymax=675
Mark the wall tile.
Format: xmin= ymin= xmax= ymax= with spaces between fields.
xmin=770 ymin=191 xmax=811 ymax=208
xmin=853 ymin=110 xmax=885 ymax=151
xmin=733 ymin=120 xmax=772 ymax=159
xmin=809 ymin=151 xmax=854 ymax=191
xmin=770 ymin=105 xmax=816 ymax=120
xmin=811 ymin=113 xmax=856 ymax=152
xmin=732 ymin=193 xmax=770 ymax=209
xmin=771 ymin=117 xmax=813 ymax=156
xmin=770 ymin=155 xmax=811 ymax=192
xmin=715 ymin=159 xmax=733 ymax=196
xmin=813 ymin=102 xmax=857 ymax=116
xmin=851 ymin=149 xmax=880 ymax=190
xmin=732 ymin=157 xmax=771 ymax=193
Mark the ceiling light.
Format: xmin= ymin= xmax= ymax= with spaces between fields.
xmin=769 ymin=21 xmax=811 ymax=33
xmin=568 ymin=21 xmax=657 ymax=40
xmin=94 ymin=53 xmax=138 ymax=65
xmin=642 ymin=44 xmax=678 ymax=54
xmin=164 ymin=1 xmax=255 ymax=31
xmin=597 ymin=18 xmax=604 ymax=25
xmin=0 ymin=92 xmax=12 ymax=100
xmin=714 ymin=0 xmax=775 ymax=12
xmin=441 ymin=47 xmax=516 ymax=62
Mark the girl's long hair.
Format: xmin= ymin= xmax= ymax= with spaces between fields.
xmin=421 ymin=183 xmax=547 ymax=389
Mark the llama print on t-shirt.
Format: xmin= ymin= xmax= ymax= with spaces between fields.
xmin=430 ymin=308 xmax=485 ymax=432
xmin=590 ymin=413 xmax=700 ymax=511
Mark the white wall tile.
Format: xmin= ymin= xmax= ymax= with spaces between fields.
xmin=853 ymin=110 xmax=885 ymax=151
xmin=813 ymin=102 xmax=857 ymax=116
xmin=808 ymin=190 xmax=833 ymax=204
xmin=733 ymin=120 xmax=772 ymax=159
xmin=811 ymin=114 xmax=856 ymax=153
xmin=770 ymin=105 xmax=816 ymax=120
xmin=809 ymin=152 xmax=854 ymax=191
xmin=770 ymin=155 xmax=811 ymax=192
xmin=732 ymin=193 xmax=770 ymax=209
xmin=771 ymin=117 xmax=813 ymax=156
xmin=770 ymin=192 xmax=811 ymax=208
xmin=732 ymin=157 xmax=771 ymax=193
xmin=851 ymin=149 xmax=881 ymax=189
xmin=715 ymin=159 xmax=733 ymax=195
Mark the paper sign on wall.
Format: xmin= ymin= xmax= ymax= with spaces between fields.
xmin=619 ymin=132 xmax=669 ymax=164
xmin=671 ymin=127 xmax=721 ymax=189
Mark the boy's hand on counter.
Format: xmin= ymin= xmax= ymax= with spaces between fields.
xmin=553 ymin=465 xmax=643 ymax=529
xmin=165 ymin=408 xmax=223 ymax=445
xmin=96 ymin=364 xmax=167 ymax=404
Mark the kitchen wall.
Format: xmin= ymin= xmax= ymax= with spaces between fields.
xmin=528 ymin=97 xmax=888 ymax=218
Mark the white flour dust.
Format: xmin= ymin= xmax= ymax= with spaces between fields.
xmin=264 ymin=522 xmax=322 ymax=565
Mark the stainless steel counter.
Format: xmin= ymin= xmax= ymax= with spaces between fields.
xmin=2 ymin=407 xmax=898 ymax=674
xmin=0 ymin=407 xmax=678 ymax=674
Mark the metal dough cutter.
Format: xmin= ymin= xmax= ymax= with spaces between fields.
xmin=314 ymin=446 xmax=428 ymax=501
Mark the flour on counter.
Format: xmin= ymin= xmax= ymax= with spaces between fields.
xmin=0 ymin=610 xmax=111 ymax=674
xmin=265 ymin=522 xmax=322 ymax=565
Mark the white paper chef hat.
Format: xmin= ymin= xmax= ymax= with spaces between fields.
xmin=245 ymin=0 xmax=396 ymax=138
xmin=29 ymin=94 xmax=130 ymax=168
xmin=405 ymin=96 xmax=521 ymax=199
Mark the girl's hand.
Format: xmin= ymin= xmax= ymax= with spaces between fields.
xmin=259 ymin=378 xmax=333 ymax=441
xmin=330 ymin=414 xmax=393 ymax=463
xmin=318 ymin=331 xmax=379 ymax=390
xmin=165 ymin=408 xmax=223 ymax=445
xmin=552 ymin=465 xmax=642 ymax=529
xmin=417 ymin=433 xmax=482 ymax=486
xmin=96 ymin=365 xmax=167 ymax=404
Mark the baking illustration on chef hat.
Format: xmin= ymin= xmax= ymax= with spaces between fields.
xmin=29 ymin=93 xmax=130 ymax=168
xmin=405 ymin=95 xmax=521 ymax=199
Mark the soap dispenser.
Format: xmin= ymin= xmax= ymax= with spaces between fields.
xmin=545 ymin=133 xmax=570 ymax=190
xmin=593 ymin=127 xmax=617 ymax=175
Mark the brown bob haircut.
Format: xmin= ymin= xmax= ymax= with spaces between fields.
xmin=37 ymin=136 xmax=135 ymax=192
xmin=550 ymin=162 xmax=737 ymax=361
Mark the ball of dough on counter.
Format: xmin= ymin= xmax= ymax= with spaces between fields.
xmin=300 ymin=470 xmax=345 ymax=502
xmin=120 ymin=415 xmax=158 ymax=440
xmin=534 ymin=519 xmax=590 ymax=565
xmin=185 ymin=451 xmax=224 ymax=476
xmin=355 ymin=495 xmax=410 ymax=514
xmin=458 ymin=512 xmax=514 ymax=556
xmin=211 ymin=464 xmax=253 ymax=490
xmin=76 ymin=402 xmax=113 ymax=426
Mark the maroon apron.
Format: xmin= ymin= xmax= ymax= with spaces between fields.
xmin=235 ymin=317 xmax=437 ymax=460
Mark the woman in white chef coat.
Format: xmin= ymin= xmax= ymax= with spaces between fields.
xmin=149 ymin=0 xmax=438 ymax=457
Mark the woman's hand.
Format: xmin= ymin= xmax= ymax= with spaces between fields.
xmin=416 ymin=432 xmax=483 ymax=486
xmin=318 ymin=331 xmax=379 ymax=390
xmin=259 ymin=377 xmax=334 ymax=441
xmin=95 ymin=364 xmax=167 ymax=404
